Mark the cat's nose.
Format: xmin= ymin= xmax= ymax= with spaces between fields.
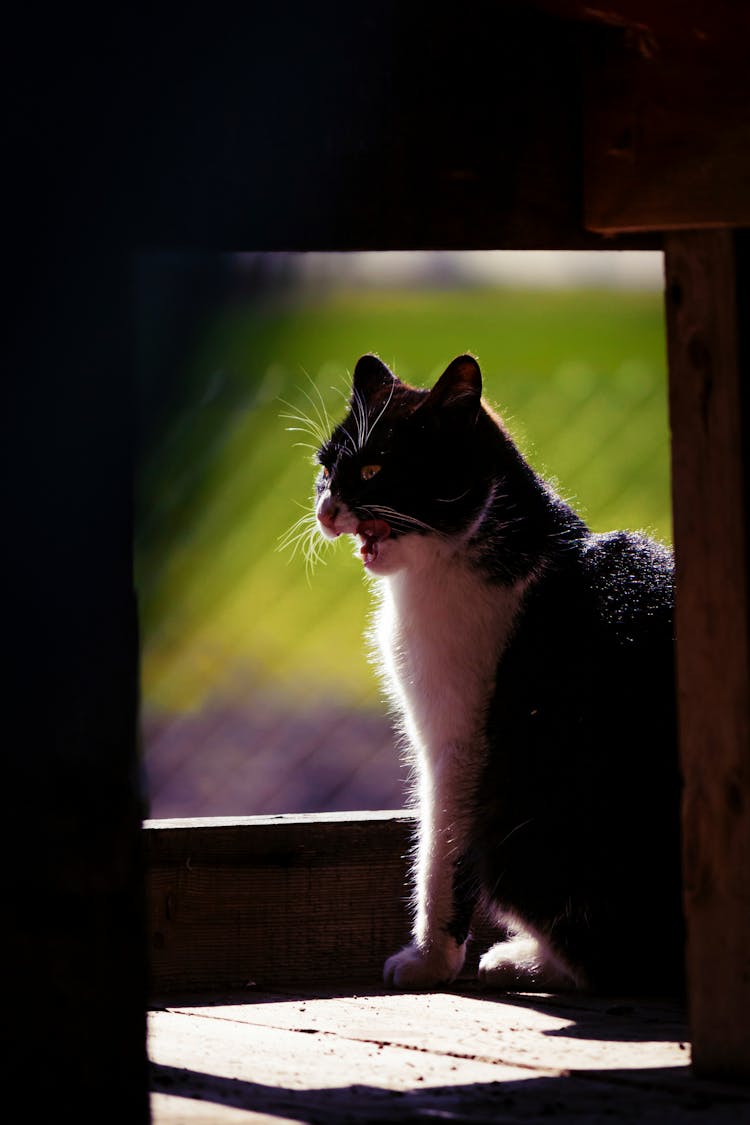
xmin=316 ymin=490 xmax=341 ymax=537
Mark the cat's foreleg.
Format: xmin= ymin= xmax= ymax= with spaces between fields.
xmin=384 ymin=752 xmax=478 ymax=989
xmin=384 ymin=846 xmax=477 ymax=988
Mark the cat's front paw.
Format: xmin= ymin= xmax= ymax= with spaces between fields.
xmin=383 ymin=941 xmax=465 ymax=990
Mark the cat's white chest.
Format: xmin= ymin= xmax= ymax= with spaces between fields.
xmin=374 ymin=547 xmax=526 ymax=757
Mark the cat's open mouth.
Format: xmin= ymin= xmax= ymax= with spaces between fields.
xmin=356 ymin=519 xmax=391 ymax=567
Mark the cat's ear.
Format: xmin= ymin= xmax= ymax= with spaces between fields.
xmin=352 ymin=354 xmax=400 ymax=399
xmin=426 ymin=355 xmax=482 ymax=412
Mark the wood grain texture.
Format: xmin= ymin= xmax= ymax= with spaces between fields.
xmin=146 ymin=813 xmax=502 ymax=996
xmin=146 ymin=812 xmax=415 ymax=993
xmin=167 ymin=990 xmax=690 ymax=1075
xmin=584 ymin=35 xmax=750 ymax=232
xmin=149 ymin=990 xmax=750 ymax=1123
xmin=665 ymin=230 xmax=750 ymax=1080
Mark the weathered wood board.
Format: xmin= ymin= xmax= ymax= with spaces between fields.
xmin=146 ymin=813 xmax=502 ymax=995
xmin=146 ymin=812 xmax=415 ymax=993
xmin=149 ymin=989 xmax=750 ymax=1123
xmin=665 ymin=230 xmax=750 ymax=1080
xmin=577 ymin=5 xmax=750 ymax=232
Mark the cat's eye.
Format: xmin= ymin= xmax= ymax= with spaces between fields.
xmin=320 ymin=466 xmax=330 ymax=481
xmin=360 ymin=464 xmax=382 ymax=481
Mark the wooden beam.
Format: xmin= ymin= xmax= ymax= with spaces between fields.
xmin=584 ymin=35 xmax=750 ymax=232
xmin=7 ymin=238 xmax=148 ymax=1114
xmin=538 ymin=0 xmax=750 ymax=50
xmin=665 ymin=229 xmax=750 ymax=1080
xmin=118 ymin=5 xmax=656 ymax=251
xmin=146 ymin=812 xmax=415 ymax=994
xmin=146 ymin=812 xmax=500 ymax=996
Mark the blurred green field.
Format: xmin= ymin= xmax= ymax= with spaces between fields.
xmin=136 ymin=281 xmax=670 ymax=718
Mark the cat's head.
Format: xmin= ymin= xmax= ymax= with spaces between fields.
xmin=314 ymin=354 xmax=503 ymax=576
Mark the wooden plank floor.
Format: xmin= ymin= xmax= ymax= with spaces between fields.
xmin=149 ymin=986 xmax=750 ymax=1123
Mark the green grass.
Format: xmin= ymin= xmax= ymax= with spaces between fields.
xmin=136 ymin=283 xmax=670 ymax=716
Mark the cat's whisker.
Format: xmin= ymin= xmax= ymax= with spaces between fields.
xmin=364 ymin=503 xmax=446 ymax=538
xmin=304 ymin=370 xmax=333 ymax=427
xmin=350 ymin=387 xmax=368 ymax=451
xmin=342 ymin=431 xmax=358 ymax=456
xmin=285 ymin=421 xmax=327 ymax=447
xmin=332 ymin=375 xmax=364 ymax=448
xmin=298 ymin=376 xmax=334 ymax=447
xmin=281 ymin=418 xmax=324 ymax=433
xmin=330 ymin=382 xmax=351 ymax=406
xmin=332 ymin=404 xmax=358 ymax=455
xmin=278 ymin=495 xmax=341 ymax=580
xmin=303 ymin=527 xmax=328 ymax=581
xmin=435 ymin=489 xmax=472 ymax=504
xmin=279 ymin=398 xmax=330 ymax=447
xmin=363 ymin=374 xmax=397 ymax=447
xmin=279 ymin=415 xmax=318 ymax=435
xmin=278 ymin=509 xmax=320 ymax=549
xmin=277 ymin=512 xmax=316 ymax=556
xmin=290 ymin=441 xmax=321 ymax=457
xmin=279 ymin=409 xmax=328 ymax=448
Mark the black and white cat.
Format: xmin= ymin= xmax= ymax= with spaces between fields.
xmin=313 ymin=353 xmax=683 ymax=994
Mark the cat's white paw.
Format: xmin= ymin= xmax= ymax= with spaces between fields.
xmin=383 ymin=941 xmax=465 ymax=989
xmin=478 ymin=937 xmax=579 ymax=991
xmin=478 ymin=939 xmax=540 ymax=989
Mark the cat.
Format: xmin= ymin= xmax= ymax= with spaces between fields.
xmin=313 ymin=352 xmax=683 ymax=994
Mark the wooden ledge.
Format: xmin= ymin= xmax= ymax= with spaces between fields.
xmin=146 ymin=811 xmax=417 ymax=995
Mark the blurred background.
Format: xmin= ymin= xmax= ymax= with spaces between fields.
xmin=136 ymin=250 xmax=670 ymax=820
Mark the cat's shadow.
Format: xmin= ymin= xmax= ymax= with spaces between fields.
xmin=451 ymin=982 xmax=688 ymax=1044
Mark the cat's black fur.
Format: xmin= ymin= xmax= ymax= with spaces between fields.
xmin=314 ymin=353 xmax=683 ymax=994
xmin=473 ymin=530 xmax=682 ymax=993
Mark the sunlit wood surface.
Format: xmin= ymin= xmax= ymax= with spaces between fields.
xmin=149 ymin=987 xmax=750 ymax=1123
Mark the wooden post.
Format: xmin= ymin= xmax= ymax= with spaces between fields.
xmin=665 ymin=229 xmax=750 ymax=1079
xmin=7 ymin=252 xmax=149 ymax=1119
